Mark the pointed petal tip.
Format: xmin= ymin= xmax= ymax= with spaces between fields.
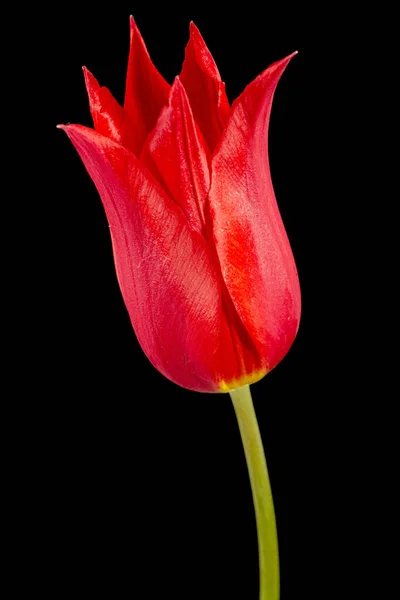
xmin=256 ymin=50 xmax=299 ymax=85
xmin=172 ymin=74 xmax=182 ymax=88
xmin=281 ymin=51 xmax=298 ymax=65
xmin=267 ymin=51 xmax=298 ymax=70
xmin=279 ymin=51 xmax=298 ymax=70
xmin=82 ymin=66 xmax=101 ymax=98
xmin=56 ymin=123 xmax=82 ymax=135
xmin=129 ymin=15 xmax=138 ymax=38
xmin=168 ymin=76 xmax=187 ymax=106
xmin=129 ymin=15 xmax=139 ymax=35
xmin=56 ymin=124 xmax=103 ymax=146
xmin=57 ymin=124 xmax=75 ymax=136
xmin=57 ymin=124 xmax=74 ymax=136
xmin=82 ymin=65 xmax=93 ymax=80
xmin=82 ymin=65 xmax=93 ymax=78
xmin=188 ymin=21 xmax=204 ymax=45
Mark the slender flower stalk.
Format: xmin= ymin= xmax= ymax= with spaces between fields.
xmin=230 ymin=385 xmax=279 ymax=600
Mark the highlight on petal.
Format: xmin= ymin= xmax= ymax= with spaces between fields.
xmin=58 ymin=124 xmax=257 ymax=392
xmin=208 ymin=53 xmax=301 ymax=372
xmin=83 ymin=67 xmax=137 ymax=155
xmin=180 ymin=22 xmax=230 ymax=152
xmin=141 ymin=77 xmax=211 ymax=236
xmin=124 ymin=17 xmax=170 ymax=154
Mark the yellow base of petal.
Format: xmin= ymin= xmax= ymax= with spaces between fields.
xmin=219 ymin=368 xmax=268 ymax=392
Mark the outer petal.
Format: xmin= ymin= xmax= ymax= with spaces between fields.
xmin=124 ymin=17 xmax=170 ymax=155
xmin=140 ymin=77 xmax=211 ymax=236
xmin=83 ymin=67 xmax=137 ymax=155
xmin=59 ymin=124 xmax=257 ymax=392
xmin=208 ymin=53 xmax=301 ymax=373
xmin=180 ymin=22 xmax=230 ymax=152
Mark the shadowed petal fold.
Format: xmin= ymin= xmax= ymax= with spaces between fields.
xmin=180 ymin=22 xmax=230 ymax=152
xmin=141 ymin=77 xmax=211 ymax=236
xmin=124 ymin=17 xmax=170 ymax=155
xmin=208 ymin=53 xmax=301 ymax=371
xmin=59 ymin=124 xmax=248 ymax=392
xmin=83 ymin=67 xmax=137 ymax=155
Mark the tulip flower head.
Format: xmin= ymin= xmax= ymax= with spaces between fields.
xmin=59 ymin=18 xmax=301 ymax=393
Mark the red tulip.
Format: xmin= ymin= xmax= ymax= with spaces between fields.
xmin=59 ymin=19 xmax=301 ymax=393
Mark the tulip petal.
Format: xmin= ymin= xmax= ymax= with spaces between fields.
xmin=208 ymin=53 xmax=301 ymax=371
xmin=124 ymin=17 xmax=170 ymax=154
xmin=83 ymin=67 xmax=137 ymax=155
xmin=59 ymin=124 xmax=257 ymax=392
xmin=180 ymin=22 xmax=230 ymax=152
xmin=140 ymin=77 xmax=211 ymax=236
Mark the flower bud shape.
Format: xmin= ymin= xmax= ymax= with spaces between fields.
xmin=59 ymin=19 xmax=301 ymax=392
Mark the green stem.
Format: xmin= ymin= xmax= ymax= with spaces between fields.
xmin=229 ymin=384 xmax=279 ymax=600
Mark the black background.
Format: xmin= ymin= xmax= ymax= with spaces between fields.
xmin=24 ymin=2 xmax=366 ymax=598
